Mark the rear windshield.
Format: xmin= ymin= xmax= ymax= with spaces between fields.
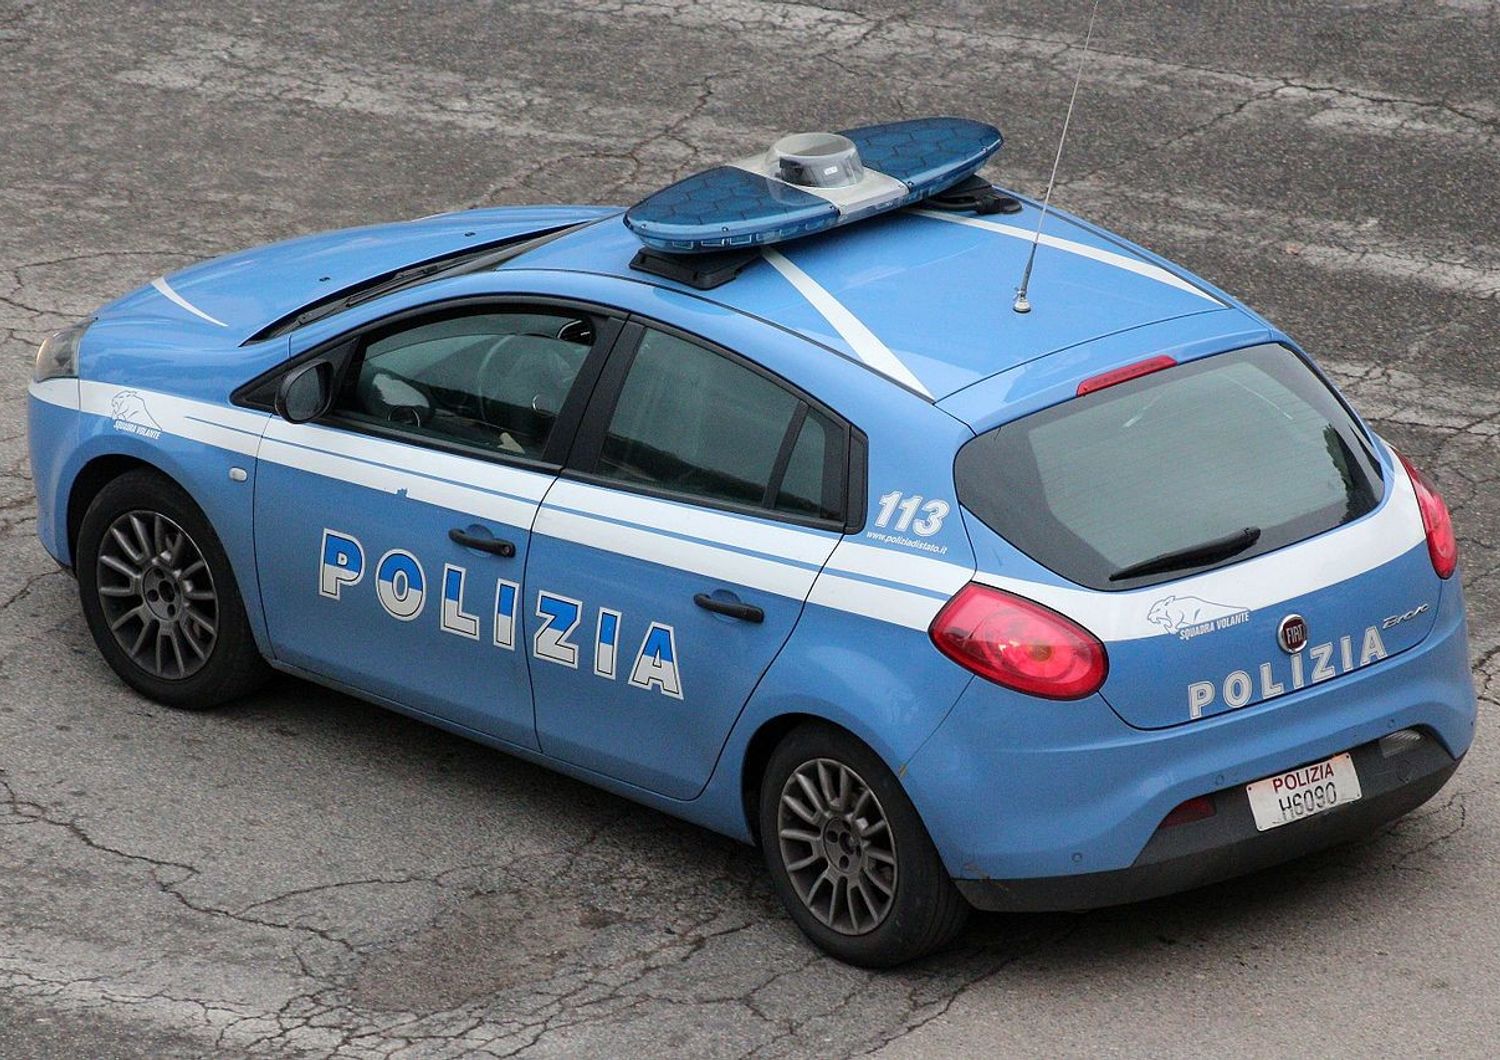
xmin=955 ymin=344 xmax=1384 ymax=590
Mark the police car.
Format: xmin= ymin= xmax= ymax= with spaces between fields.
xmin=27 ymin=119 xmax=1476 ymax=966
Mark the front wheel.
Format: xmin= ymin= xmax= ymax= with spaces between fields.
xmin=758 ymin=723 xmax=969 ymax=966
xmin=76 ymin=468 xmax=269 ymax=709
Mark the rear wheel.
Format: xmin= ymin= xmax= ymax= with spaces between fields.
xmin=758 ymin=723 xmax=969 ymax=966
xmin=77 ymin=469 xmax=269 ymax=709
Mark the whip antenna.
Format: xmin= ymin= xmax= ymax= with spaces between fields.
xmin=1014 ymin=0 xmax=1104 ymax=314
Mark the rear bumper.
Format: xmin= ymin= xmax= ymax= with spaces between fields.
xmin=957 ymin=732 xmax=1459 ymax=912
xmin=903 ymin=573 xmax=1476 ymax=886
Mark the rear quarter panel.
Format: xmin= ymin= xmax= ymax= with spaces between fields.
xmin=679 ymin=346 xmax=981 ymax=840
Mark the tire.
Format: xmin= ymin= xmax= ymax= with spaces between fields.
xmin=758 ymin=722 xmax=969 ymax=967
xmin=76 ymin=468 xmax=270 ymax=709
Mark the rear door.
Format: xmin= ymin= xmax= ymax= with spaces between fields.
xmin=524 ymin=322 xmax=851 ymax=798
xmin=253 ymin=301 xmax=619 ymax=747
xmin=955 ymin=343 xmax=1442 ymax=729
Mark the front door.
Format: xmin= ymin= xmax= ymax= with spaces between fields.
xmin=526 ymin=324 xmax=852 ymax=797
xmin=254 ymin=303 xmax=614 ymax=747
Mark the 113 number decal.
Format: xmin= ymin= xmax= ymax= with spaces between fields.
xmin=874 ymin=491 xmax=950 ymax=537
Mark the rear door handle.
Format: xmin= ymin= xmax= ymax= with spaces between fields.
xmin=694 ymin=592 xmax=764 ymax=624
xmin=448 ymin=527 xmax=517 ymax=558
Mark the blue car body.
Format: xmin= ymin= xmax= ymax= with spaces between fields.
xmin=27 ymin=188 xmax=1476 ymax=909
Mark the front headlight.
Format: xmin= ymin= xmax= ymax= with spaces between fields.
xmin=33 ymin=319 xmax=91 ymax=383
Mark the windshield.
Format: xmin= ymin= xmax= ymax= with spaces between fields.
xmin=955 ymin=343 xmax=1384 ymax=590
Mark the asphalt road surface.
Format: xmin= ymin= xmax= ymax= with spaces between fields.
xmin=2 ymin=1 xmax=1498 ymax=1056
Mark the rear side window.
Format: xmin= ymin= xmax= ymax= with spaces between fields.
xmin=595 ymin=328 xmax=848 ymax=523
xmin=776 ymin=408 xmax=843 ymax=520
xmin=956 ymin=344 xmax=1384 ymax=590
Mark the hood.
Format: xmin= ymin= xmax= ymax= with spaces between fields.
xmin=95 ymin=206 xmax=615 ymax=347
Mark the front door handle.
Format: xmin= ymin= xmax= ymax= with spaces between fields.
xmin=694 ymin=592 xmax=764 ymax=624
xmin=449 ymin=527 xmax=517 ymax=558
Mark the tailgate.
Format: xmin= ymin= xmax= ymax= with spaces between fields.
xmin=954 ymin=342 xmax=1443 ymax=729
xmin=1093 ymin=472 xmax=1439 ymax=728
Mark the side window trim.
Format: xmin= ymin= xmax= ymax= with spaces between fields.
xmin=543 ymin=317 xmax=633 ymax=468
xmin=844 ymin=429 xmax=867 ymax=535
xmin=565 ymin=315 xmax=860 ymax=531
xmin=763 ymin=402 xmax=810 ymax=509
xmin=232 ymin=296 xmax=628 ymax=475
xmin=561 ymin=319 xmax=644 ymax=472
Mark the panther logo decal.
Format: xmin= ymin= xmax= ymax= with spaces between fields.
xmin=1148 ymin=595 xmax=1251 ymax=638
xmin=109 ymin=390 xmax=162 ymax=438
xmin=110 ymin=390 xmax=160 ymax=429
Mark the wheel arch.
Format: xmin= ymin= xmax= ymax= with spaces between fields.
xmin=62 ymin=448 xmax=274 ymax=659
xmin=738 ymin=706 xmax=972 ymax=963
xmin=70 ymin=455 xmax=273 ymax=705
xmin=741 ymin=712 xmax=869 ymax=844
xmin=66 ymin=453 xmax=174 ymax=563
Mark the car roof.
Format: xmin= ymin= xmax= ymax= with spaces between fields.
xmin=505 ymin=199 xmax=1261 ymax=401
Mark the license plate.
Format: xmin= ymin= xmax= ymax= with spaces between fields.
xmin=1246 ymin=752 xmax=1362 ymax=832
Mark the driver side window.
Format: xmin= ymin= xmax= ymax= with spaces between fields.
xmin=333 ymin=308 xmax=595 ymax=461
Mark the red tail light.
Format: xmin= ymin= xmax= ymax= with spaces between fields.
xmin=929 ymin=583 xmax=1108 ymax=699
xmin=1399 ymin=452 xmax=1458 ymax=579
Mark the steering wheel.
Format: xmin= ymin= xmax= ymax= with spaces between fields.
xmin=472 ymin=334 xmax=583 ymax=447
xmin=556 ymin=319 xmax=594 ymax=345
xmin=361 ymin=369 xmax=434 ymax=428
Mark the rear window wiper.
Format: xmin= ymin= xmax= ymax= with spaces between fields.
xmin=1108 ymin=526 xmax=1262 ymax=583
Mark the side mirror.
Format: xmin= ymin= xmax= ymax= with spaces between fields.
xmin=276 ymin=359 xmax=333 ymax=424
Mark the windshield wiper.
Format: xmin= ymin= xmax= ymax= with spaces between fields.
xmin=334 ymin=220 xmax=599 ymax=312
xmin=254 ymin=219 xmax=605 ymax=341
xmin=343 ymin=260 xmax=452 ymax=309
xmin=446 ymin=218 xmax=601 ymax=276
xmin=275 ymin=260 xmax=452 ymax=333
xmin=1108 ymin=526 xmax=1261 ymax=583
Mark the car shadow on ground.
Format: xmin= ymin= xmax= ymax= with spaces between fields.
xmin=203 ymin=672 xmax=1433 ymax=1000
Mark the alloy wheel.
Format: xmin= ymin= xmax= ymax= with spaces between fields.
xmin=777 ymin=757 xmax=898 ymax=935
xmin=95 ymin=510 xmax=218 ymax=680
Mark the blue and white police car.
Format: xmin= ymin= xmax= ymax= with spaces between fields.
xmin=27 ymin=119 xmax=1476 ymax=965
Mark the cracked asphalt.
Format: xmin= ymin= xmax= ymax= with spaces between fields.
xmin=1 ymin=1 xmax=1498 ymax=1056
